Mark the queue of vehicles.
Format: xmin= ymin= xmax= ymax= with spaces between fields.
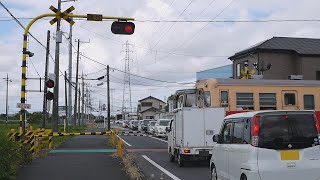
xmin=116 ymin=118 xmax=172 ymax=138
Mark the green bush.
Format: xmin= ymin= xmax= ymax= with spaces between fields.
xmin=0 ymin=132 xmax=31 ymax=180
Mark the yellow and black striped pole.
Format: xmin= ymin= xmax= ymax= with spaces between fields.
xmin=19 ymin=9 xmax=134 ymax=134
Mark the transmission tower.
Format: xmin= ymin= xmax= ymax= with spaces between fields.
xmin=122 ymin=41 xmax=134 ymax=118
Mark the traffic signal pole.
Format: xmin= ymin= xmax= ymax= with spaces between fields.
xmin=19 ymin=9 xmax=134 ymax=134
xmin=42 ymin=30 xmax=50 ymax=128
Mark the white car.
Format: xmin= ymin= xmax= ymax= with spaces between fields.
xmin=154 ymin=119 xmax=171 ymax=137
xmin=210 ymin=110 xmax=320 ymax=180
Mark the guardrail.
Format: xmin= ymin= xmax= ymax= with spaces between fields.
xmin=7 ymin=127 xmax=144 ymax=157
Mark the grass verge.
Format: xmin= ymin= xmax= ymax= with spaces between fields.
xmin=0 ymin=125 xmax=32 ymax=180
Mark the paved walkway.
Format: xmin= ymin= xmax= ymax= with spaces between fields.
xmin=17 ymin=129 xmax=129 ymax=180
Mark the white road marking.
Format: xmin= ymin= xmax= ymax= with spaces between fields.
xmin=150 ymin=136 xmax=168 ymax=143
xmin=116 ymin=134 xmax=132 ymax=147
xmin=142 ymin=155 xmax=181 ymax=180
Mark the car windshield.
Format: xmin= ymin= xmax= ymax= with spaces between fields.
xmin=143 ymin=120 xmax=152 ymax=125
xmin=258 ymin=113 xmax=318 ymax=150
xmin=159 ymin=120 xmax=170 ymax=126
xmin=132 ymin=121 xmax=138 ymax=124
xmin=149 ymin=121 xmax=156 ymax=126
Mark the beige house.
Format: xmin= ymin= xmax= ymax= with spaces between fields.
xmin=229 ymin=37 xmax=320 ymax=80
xmin=137 ymin=96 xmax=166 ymax=119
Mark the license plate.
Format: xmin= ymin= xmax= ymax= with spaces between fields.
xmin=280 ymin=150 xmax=299 ymax=160
xmin=199 ymin=150 xmax=209 ymax=156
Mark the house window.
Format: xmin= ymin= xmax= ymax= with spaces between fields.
xmin=236 ymin=93 xmax=254 ymax=110
xmin=204 ymin=91 xmax=211 ymax=107
xmin=141 ymin=102 xmax=152 ymax=107
xmin=146 ymin=116 xmax=154 ymax=119
xmin=259 ymin=93 xmax=276 ymax=110
xmin=304 ymin=95 xmax=315 ymax=110
xmin=160 ymin=105 xmax=163 ymax=110
xmin=284 ymin=93 xmax=296 ymax=105
xmin=220 ymin=91 xmax=228 ymax=107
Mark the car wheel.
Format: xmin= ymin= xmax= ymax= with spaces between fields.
xmin=240 ymin=174 xmax=247 ymax=180
xmin=178 ymin=154 xmax=184 ymax=167
xmin=211 ymin=164 xmax=217 ymax=180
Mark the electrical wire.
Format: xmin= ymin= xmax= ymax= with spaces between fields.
xmin=143 ymin=0 xmax=237 ymax=66
xmin=150 ymin=0 xmax=195 ymax=50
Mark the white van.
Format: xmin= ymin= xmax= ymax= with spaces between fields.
xmin=210 ymin=110 xmax=320 ymax=180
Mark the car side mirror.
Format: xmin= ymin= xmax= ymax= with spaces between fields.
xmin=166 ymin=127 xmax=171 ymax=132
xmin=212 ymin=134 xmax=219 ymax=143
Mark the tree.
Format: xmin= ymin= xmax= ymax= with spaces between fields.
xmin=28 ymin=112 xmax=42 ymax=124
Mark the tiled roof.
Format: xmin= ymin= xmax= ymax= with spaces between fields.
xmin=229 ymin=37 xmax=320 ymax=59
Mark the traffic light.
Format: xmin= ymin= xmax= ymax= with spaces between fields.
xmin=46 ymin=79 xmax=54 ymax=88
xmin=46 ymin=79 xmax=54 ymax=100
xmin=46 ymin=91 xmax=54 ymax=100
xmin=111 ymin=21 xmax=135 ymax=35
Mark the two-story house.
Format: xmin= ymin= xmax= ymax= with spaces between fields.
xmin=137 ymin=96 xmax=166 ymax=119
xmin=229 ymin=37 xmax=320 ymax=80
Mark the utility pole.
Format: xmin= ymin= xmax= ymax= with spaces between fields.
xmin=85 ymin=85 xmax=89 ymax=121
xmin=64 ymin=71 xmax=68 ymax=132
xmin=107 ymin=65 xmax=110 ymax=130
xmin=81 ymin=73 xmax=85 ymax=125
xmin=78 ymin=86 xmax=81 ymax=126
xmin=42 ymin=30 xmax=50 ymax=128
xmin=73 ymin=39 xmax=80 ymax=127
xmin=3 ymin=74 xmax=11 ymax=126
xmin=68 ymin=13 xmax=73 ymax=127
xmin=52 ymin=0 xmax=62 ymax=132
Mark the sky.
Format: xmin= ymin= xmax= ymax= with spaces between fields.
xmin=1 ymin=0 xmax=320 ymax=115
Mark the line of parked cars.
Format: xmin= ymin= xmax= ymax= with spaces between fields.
xmin=116 ymin=119 xmax=172 ymax=138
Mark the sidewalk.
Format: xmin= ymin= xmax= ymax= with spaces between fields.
xmin=17 ymin=128 xmax=128 ymax=180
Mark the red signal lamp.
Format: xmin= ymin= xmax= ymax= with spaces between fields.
xmin=111 ymin=21 xmax=135 ymax=35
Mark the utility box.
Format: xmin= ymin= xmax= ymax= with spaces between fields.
xmin=56 ymin=31 xmax=62 ymax=43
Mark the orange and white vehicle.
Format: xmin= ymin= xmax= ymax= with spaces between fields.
xmin=195 ymin=78 xmax=320 ymax=115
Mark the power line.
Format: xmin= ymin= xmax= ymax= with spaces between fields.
xmin=111 ymin=67 xmax=195 ymax=85
xmin=135 ymin=19 xmax=320 ymax=23
xmin=0 ymin=1 xmax=46 ymax=48
xmin=150 ymin=0 xmax=195 ymax=50
xmin=145 ymin=0 xmax=237 ymax=66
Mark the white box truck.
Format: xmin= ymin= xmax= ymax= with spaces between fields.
xmin=167 ymin=107 xmax=225 ymax=167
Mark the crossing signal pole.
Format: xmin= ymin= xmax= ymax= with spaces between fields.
xmin=18 ymin=5 xmax=134 ymax=134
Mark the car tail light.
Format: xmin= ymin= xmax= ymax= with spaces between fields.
xmin=314 ymin=112 xmax=320 ymax=143
xmin=184 ymin=149 xmax=190 ymax=154
xmin=251 ymin=115 xmax=260 ymax=147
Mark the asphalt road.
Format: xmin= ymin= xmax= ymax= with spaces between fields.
xmin=115 ymin=125 xmax=210 ymax=180
xmin=17 ymin=128 xmax=129 ymax=180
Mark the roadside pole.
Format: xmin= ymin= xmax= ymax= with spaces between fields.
xmin=42 ymin=30 xmax=50 ymax=128
xmin=81 ymin=72 xmax=85 ymax=125
xmin=107 ymin=65 xmax=111 ymax=130
xmin=64 ymin=71 xmax=68 ymax=132
xmin=52 ymin=0 xmax=62 ymax=132
xmin=68 ymin=13 xmax=73 ymax=128
xmin=73 ymin=39 xmax=80 ymax=127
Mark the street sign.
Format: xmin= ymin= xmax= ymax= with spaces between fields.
xmin=17 ymin=103 xmax=31 ymax=109
xmin=49 ymin=5 xmax=75 ymax=25
xmin=87 ymin=14 xmax=103 ymax=21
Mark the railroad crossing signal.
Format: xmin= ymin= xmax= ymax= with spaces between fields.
xmin=49 ymin=5 xmax=75 ymax=25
